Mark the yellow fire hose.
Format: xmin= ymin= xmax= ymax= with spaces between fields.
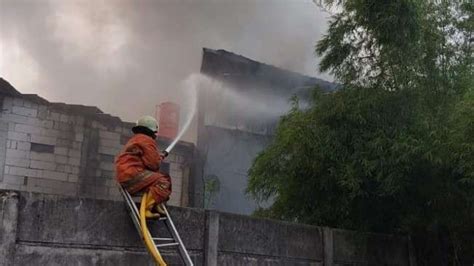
xmin=140 ymin=192 xmax=167 ymax=266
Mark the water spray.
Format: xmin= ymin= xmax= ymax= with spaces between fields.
xmin=162 ymin=75 xmax=198 ymax=157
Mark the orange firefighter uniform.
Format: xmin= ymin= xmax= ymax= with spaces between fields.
xmin=115 ymin=134 xmax=172 ymax=204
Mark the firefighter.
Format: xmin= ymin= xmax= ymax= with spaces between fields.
xmin=115 ymin=115 xmax=171 ymax=217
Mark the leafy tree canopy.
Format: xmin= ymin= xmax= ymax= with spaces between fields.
xmin=247 ymin=0 xmax=473 ymax=235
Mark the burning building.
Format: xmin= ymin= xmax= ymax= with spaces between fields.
xmin=0 ymin=78 xmax=194 ymax=207
xmin=193 ymin=48 xmax=335 ymax=214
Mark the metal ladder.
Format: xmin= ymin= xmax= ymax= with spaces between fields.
xmin=118 ymin=185 xmax=194 ymax=266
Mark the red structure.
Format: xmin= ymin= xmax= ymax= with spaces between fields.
xmin=156 ymin=102 xmax=180 ymax=140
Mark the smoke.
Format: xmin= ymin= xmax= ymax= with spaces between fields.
xmin=204 ymin=77 xmax=290 ymax=120
xmin=0 ymin=0 xmax=330 ymax=128
xmin=177 ymin=72 xmax=302 ymax=138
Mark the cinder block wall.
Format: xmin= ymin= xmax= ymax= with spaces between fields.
xmin=0 ymin=95 xmax=194 ymax=206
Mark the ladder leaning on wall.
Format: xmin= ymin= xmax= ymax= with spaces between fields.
xmin=118 ymin=185 xmax=194 ymax=266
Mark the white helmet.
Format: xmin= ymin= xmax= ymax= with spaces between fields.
xmin=134 ymin=115 xmax=158 ymax=132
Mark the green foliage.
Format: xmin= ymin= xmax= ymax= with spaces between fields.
xmin=247 ymin=0 xmax=473 ymax=235
xmin=204 ymin=174 xmax=221 ymax=209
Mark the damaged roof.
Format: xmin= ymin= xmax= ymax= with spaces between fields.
xmin=200 ymin=48 xmax=336 ymax=92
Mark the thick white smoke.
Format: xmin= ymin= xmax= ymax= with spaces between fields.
xmin=0 ymin=0 xmax=331 ymax=130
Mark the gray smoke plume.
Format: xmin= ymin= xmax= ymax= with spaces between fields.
xmin=0 ymin=0 xmax=331 ymax=127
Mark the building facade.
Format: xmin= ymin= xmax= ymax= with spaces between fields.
xmin=0 ymin=78 xmax=194 ymax=207
xmin=193 ymin=48 xmax=335 ymax=214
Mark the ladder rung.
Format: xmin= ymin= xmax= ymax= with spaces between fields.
xmin=156 ymin=242 xmax=180 ymax=248
xmin=153 ymin=237 xmax=174 ymax=241
xmin=119 ymin=187 xmax=194 ymax=265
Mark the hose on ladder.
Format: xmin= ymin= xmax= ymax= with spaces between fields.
xmin=139 ymin=192 xmax=167 ymax=266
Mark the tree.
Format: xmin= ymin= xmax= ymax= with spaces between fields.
xmin=247 ymin=0 xmax=473 ymax=239
xmin=203 ymin=174 xmax=221 ymax=208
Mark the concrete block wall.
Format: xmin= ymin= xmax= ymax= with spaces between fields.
xmin=0 ymin=97 xmax=81 ymax=196
xmin=0 ymin=191 xmax=418 ymax=266
xmin=166 ymin=151 xmax=191 ymax=206
xmin=0 ymin=95 xmax=194 ymax=206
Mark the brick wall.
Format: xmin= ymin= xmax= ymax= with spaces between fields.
xmin=0 ymin=95 xmax=194 ymax=206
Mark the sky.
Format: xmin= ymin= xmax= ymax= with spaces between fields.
xmin=0 ymin=0 xmax=332 ymax=125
